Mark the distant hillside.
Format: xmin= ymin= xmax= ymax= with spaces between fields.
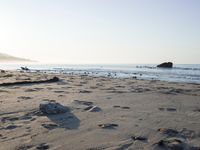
xmin=0 ymin=53 xmax=34 ymax=62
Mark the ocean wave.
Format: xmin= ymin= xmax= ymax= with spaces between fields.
xmin=173 ymin=67 xmax=200 ymax=71
xmin=136 ymin=65 xmax=200 ymax=71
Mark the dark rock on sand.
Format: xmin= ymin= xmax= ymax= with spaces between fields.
xmin=39 ymin=102 xmax=69 ymax=115
xmin=157 ymin=62 xmax=173 ymax=68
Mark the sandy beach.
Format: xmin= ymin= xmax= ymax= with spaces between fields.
xmin=0 ymin=71 xmax=200 ymax=150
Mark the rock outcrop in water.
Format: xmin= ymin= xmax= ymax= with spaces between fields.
xmin=157 ymin=62 xmax=173 ymax=68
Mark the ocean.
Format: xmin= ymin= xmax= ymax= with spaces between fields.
xmin=1 ymin=63 xmax=200 ymax=84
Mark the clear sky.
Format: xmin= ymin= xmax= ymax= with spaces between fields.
xmin=0 ymin=0 xmax=199 ymax=64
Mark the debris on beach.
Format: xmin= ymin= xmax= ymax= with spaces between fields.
xmin=0 ymin=76 xmax=60 ymax=86
xmin=87 ymin=106 xmax=102 ymax=112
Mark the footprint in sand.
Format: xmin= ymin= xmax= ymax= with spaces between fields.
xmin=115 ymin=85 xmax=126 ymax=88
xmin=57 ymin=82 xmax=67 ymax=85
xmin=16 ymin=144 xmax=34 ymax=150
xmin=41 ymin=123 xmax=58 ymax=130
xmin=193 ymin=109 xmax=200 ymax=112
xmin=158 ymin=128 xmax=197 ymax=139
xmin=79 ymin=90 xmax=92 ymax=93
xmin=8 ymin=86 xmax=20 ymax=89
xmin=1 ymin=116 xmax=19 ymax=123
xmin=18 ymin=143 xmax=49 ymax=150
xmin=18 ymin=96 xmax=32 ymax=100
xmin=58 ymin=95 xmax=64 ymax=97
xmin=158 ymin=107 xmax=177 ymax=112
xmin=4 ymin=124 xmax=20 ymax=130
xmin=74 ymin=84 xmax=83 ymax=86
xmin=25 ymin=88 xmax=43 ymax=92
xmin=121 ymin=106 xmax=130 ymax=109
xmin=20 ymin=115 xmax=33 ymax=120
xmin=53 ymin=90 xmax=65 ymax=93
xmin=166 ymin=108 xmax=177 ymax=111
xmin=42 ymin=99 xmax=56 ymax=102
xmin=96 ymin=83 xmax=104 ymax=86
xmin=159 ymin=107 xmax=165 ymax=111
xmin=47 ymin=87 xmax=54 ymax=90
xmin=80 ymin=81 xmax=88 ymax=84
xmin=0 ymin=90 xmax=9 ymax=93
xmin=89 ymin=86 xmax=98 ymax=89
xmin=109 ymin=89 xmax=128 ymax=93
xmin=154 ymin=127 xmax=200 ymax=149
xmin=61 ymin=86 xmax=73 ymax=89
xmin=113 ymin=105 xmax=130 ymax=109
xmin=160 ymin=88 xmax=192 ymax=95
xmin=25 ymin=89 xmax=37 ymax=92
xmin=98 ymin=123 xmax=119 ymax=129
xmin=71 ymin=100 xmax=101 ymax=112
xmin=34 ymin=88 xmax=44 ymax=90
xmin=113 ymin=105 xmax=121 ymax=108
xmin=158 ymin=128 xmax=179 ymax=137
xmin=73 ymin=100 xmax=93 ymax=106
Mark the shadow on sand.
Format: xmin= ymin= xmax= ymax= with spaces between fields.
xmin=44 ymin=109 xmax=80 ymax=130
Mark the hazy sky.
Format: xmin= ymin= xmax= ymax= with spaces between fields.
xmin=0 ymin=0 xmax=199 ymax=64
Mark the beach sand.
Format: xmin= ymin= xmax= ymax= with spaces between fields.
xmin=0 ymin=71 xmax=200 ymax=150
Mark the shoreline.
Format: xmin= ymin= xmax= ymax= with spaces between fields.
xmin=1 ymin=69 xmax=200 ymax=85
xmin=0 ymin=63 xmax=200 ymax=84
xmin=0 ymin=71 xmax=200 ymax=150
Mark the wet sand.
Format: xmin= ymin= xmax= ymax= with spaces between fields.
xmin=0 ymin=71 xmax=200 ymax=150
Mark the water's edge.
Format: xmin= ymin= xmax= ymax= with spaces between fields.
xmin=1 ymin=64 xmax=200 ymax=84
